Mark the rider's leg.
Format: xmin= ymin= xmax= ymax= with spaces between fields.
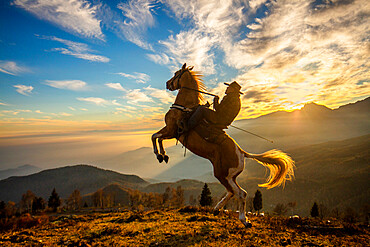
xmin=188 ymin=106 xmax=216 ymax=130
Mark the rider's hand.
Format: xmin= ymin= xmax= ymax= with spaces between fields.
xmin=205 ymin=101 xmax=210 ymax=107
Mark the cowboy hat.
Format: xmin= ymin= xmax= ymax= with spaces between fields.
xmin=224 ymin=81 xmax=243 ymax=94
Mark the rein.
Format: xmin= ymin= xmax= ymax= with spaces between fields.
xmin=182 ymin=86 xmax=217 ymax=97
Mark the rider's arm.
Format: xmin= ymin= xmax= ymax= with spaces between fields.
xmin=213 ymin=96 xmax=220 ymax=111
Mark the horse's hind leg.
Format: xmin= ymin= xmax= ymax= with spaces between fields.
xmin=230 ymin=177 xmax=251 ymax=228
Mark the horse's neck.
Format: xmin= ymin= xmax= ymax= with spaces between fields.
xmin=174 ymin=78 xmax=200 ymax=108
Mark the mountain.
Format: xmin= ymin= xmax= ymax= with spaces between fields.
xmin=236 ymin=134 xmax=370 ymax=216
xmin=96 ymin=145 xmax=188 ymax=179
xmin=0 ymin=165 xmax=148 ymax=202
xmin=230 ymin=97 xmax=369 ymax=152
xmin=0 ymin=164 xmax=42 ymax=181
xmin=82 ymin=183 xmax=131 ymax=207
xmin=100 ymin=97 xmax=369 ymax=182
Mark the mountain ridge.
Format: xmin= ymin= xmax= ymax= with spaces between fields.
xmin=0 ymin=164 xmax=148 ymax=202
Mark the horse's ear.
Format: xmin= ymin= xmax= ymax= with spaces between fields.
xmin=189 ymin=66 xmax=194 ymax=71
xmin=182 ymin=63 xmax=186 ymax=70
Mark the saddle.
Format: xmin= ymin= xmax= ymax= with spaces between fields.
xmin=176 ymin=105 xmax=228 ymax=145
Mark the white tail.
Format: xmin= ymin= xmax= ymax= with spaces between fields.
xmin=244 ymin=149 xmax=295 ymax=189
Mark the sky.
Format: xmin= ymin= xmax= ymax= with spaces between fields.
xmin=0 ymin=0 xmax=369 ymax=168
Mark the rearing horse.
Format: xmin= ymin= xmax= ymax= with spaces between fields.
xmin=152 ymin=63 xmax=295 ymax=228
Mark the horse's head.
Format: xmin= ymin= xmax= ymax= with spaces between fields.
xmin=166 ymin=63 xmax=193 ymax=91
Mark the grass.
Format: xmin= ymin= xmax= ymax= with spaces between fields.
xmin=0 ymin=208 xmax=368 ymax=246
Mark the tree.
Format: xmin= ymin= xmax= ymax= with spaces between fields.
xmin=310 ymin=202 xmax=319 ymax=218
xmin=32 ymin=197 xmax=45 ymax=213
xmin=199 ymin=183 xmax=212 ymax=207
xmin=21 ymin=190 xmax=36 ymax=213
xmin=48 ymin=188 xmax=61 ymax=212
xmin=175 ymin=186 xmax=185 ymax=208
xmin=273 ymin=203 xmax=288 ymax=216
xmin=163 ymin=186 xmax=171 ymax=208
xmin=67 ymin=189 xmax=81 ymax=210
xmin=253 ymin=190 xmax=263 ymax=213
xmin=93 ymin=189 xmax=104 ymax=208
xmin=0 ymin=201 xmax=5 ymax=218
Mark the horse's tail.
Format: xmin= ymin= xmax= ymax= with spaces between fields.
xmin=242 ymin=149 xmax=295 ymax=189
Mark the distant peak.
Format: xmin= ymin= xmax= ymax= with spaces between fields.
xmin=301 ymin=102 xmax=332 ymax=112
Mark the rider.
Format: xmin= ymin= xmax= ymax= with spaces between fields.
xmin=188 ymin=81 xmax=243 ymax=130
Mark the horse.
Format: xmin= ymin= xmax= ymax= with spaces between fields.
xmin=151 ymin=63 xmax=295 ymax=228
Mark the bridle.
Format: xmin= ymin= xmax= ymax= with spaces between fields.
xmin=169 ymin=69 xmax=188 ymax=90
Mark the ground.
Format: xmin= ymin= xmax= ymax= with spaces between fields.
xmin=0 ymin=208 xmax=368 ymax=246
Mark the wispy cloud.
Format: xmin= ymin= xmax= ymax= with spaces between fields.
xmin=0 ymin=60 xmax=29 ymax=75
xmin=116 ymin=72 xmax=150 ymax=84
xmin=116 ymin=0 xmax=156 ymax=50
xmin=105 ymin=82 xmax=126 ymax=91
xmin=13 ymin=0 xmax=104 ymax=40
xmin=41 ymin=36 xmax=110 ymax=62
xmin=124 ymin=89 xmax=153 ymax=104
xmin=77 ymin=97 xmax=110 ymax=106
xmin=77 ymin=97 xmax=121 ymax=106
xmin=0 ymin=100 xmax=9 ymax=106
xmin=44 ymin=80 xmax=88 ymax=91
xmin=144 ymin=86 xmax=175 ymax=104
xmin=14 ymin=85 xmax=34 ymax=96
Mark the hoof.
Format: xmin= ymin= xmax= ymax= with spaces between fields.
xmin=157 ymin=154 xmax=164 ymax=163
xmin=163 ymin=155 xmax=169 ymax=163
xmin=242 ymin=221 xmax=252 ymax=229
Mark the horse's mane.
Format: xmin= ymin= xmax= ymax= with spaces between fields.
xmin=189 ymin=70 xmax=206 ymax=103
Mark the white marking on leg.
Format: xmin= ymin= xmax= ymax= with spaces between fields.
xmin=226 ymin=144 xmax=247 ymax=222
xmin=152 ymin=133 xmax=162 ymax=155
xmin=214 ymin=192 xmax=233 ymax=211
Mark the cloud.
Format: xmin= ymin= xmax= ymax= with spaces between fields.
xmin=44 ymin=80 xmax=88 ymax=91
xmin=77 ymin=97 xmax=122 ymax=106
xmin=42 ymin=36 xmax=109 ymax=62
xmin=0 ymin=101 xmax=8 ymax=106
xmin=150 ymin=0 xmax=249 ymax=73
xmin=116 ymin=72 xmax=150 ymax=84
xmin=14 ymin=85 xmax=34 ymax=95
xmin=13 ymin=0 xmax=104 ymax=40
xmin=116 ymin=0 xmax=156 ymax=50
xmin=158 ymin=30 xmax=216 ymax=74
xmin=124 ymin=89 xmax=153 ymax=104
xmin=144 ymin=86 xmax=175 ymax=104
xmin=105 ymin=82 xmax=126 ymax=91
xmin=0 ymin=60 xmax=29 ymax=75
xmin=77 ymin=97 xmax=110 ymax=106
xmin=146 ymin=53 xmax=171 ymax=65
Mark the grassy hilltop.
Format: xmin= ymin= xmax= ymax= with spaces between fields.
xmin=0 ymin=208 xmax=368 ymax=246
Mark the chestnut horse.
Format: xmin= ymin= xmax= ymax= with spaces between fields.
xmin=152 ymin=63 xmax=295 ymax=228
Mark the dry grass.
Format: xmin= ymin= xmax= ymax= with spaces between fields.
xmin=0 ymin=208 xmax=368 ymax=246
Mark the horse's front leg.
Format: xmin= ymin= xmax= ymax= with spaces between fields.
xmin=152 ymin=132 xmax=164 ymax=163
xmin=158 ymin=138 xmax=169 ymax=163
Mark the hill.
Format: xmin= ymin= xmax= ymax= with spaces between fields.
xmin=82 ymin=183 xmax=131 ymax=207
xmin=0 ymin=209 xmax=368 ymax=246
xmin=0 ymin=165 xmax=148 ymax=202
xmin=236 ymin=134 xmax=370 ymax=216
xmin=0 ymin=165 xmax=42 ymax=181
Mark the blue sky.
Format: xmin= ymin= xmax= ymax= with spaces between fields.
xmin=0 ymin=0 xmax=369 ymax=167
